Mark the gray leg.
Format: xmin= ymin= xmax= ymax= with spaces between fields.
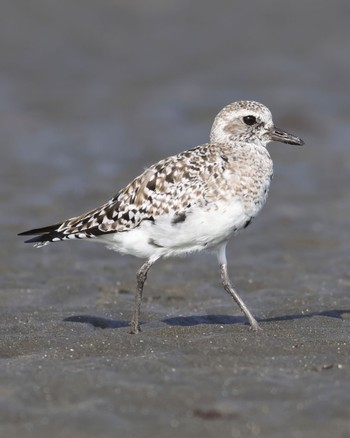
xmin=130 ymin=259 xmax=154 ymax=334
xmin=220 ymin=263 xmax=261 ymax=331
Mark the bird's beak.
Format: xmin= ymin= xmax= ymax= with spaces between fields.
xmin=270 ymin=127 xmax=304 ymax=146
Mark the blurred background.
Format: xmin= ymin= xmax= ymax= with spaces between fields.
xmin=1 ymin=1 xmax=350 ymax=437
xmin=2 ymin=0 xmax=350 ymax=307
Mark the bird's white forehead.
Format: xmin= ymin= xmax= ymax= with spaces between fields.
xmin=218 ymin=100 xmax=273 ymax=122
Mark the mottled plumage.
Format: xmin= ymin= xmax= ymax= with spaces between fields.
xmin=19 ymin=101 xmax=304 ymax=334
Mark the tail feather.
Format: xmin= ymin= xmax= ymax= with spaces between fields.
xmin=18 ymin=222 xmax=64 ymax=246
xmin=18 ymin=222 xmax=63 ymax=237
xmin=18 ymin=222 xmax=109 ymax=247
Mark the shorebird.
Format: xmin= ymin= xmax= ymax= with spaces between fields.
xmin=19 ymin=100 xmax=304 ymax=334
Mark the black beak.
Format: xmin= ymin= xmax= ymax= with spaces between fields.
xmin=271 ymin=127 xmax=304 ymax=146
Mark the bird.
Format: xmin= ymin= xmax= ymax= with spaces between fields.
xmin=19 ymin=100 xmax=304 ymax=334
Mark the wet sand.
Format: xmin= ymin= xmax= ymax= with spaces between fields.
xmin=1 ymin=1 xmax=350 ymax=437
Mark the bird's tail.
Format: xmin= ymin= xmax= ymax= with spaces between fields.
xmin=18 ymin=222 xmax=67 ymax=247
xmin=19 ymin=202 xmax=118 ymax=247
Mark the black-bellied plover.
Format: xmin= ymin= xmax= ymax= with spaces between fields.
xmin=19 ymin=101 xmax=304 ymax=334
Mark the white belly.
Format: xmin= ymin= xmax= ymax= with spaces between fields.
xmin=100 ymin=199 xmax=254 ymax=259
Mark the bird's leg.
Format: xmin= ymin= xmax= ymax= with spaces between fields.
xmin=130 ymin=259 xmax=154 ymax=334
xmin=219 ymin=263 xmax=261 ymax=331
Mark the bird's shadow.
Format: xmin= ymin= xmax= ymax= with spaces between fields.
xmin=63 ymin=309 xmax=349 ymax=330
xmin=162 ymin=309 xmax=350 ymax=327
xmin=64 ymin=314 xmax=129 ymax=329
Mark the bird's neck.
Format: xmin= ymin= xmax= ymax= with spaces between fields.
xmin=210 ymin=129 xmax=268 ymax=149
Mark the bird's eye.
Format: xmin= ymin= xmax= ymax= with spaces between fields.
xmin=243 ymin=115 xmax=257 ymax=126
